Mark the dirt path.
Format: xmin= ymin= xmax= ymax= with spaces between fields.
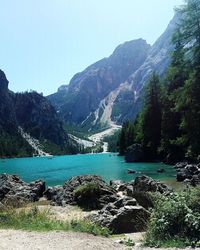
xmin=0 ymin=230 xmax=126 ymax=250
xmin=0 ymin=230 xmax=190 ymax=250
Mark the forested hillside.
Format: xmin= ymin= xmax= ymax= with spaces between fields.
xmin=0 ymin=71 xmax=79 ymax=157
xmin=118 ymin=0 xmax=200 ymax=163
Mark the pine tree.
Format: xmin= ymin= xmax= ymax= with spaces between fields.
xmin=175 ymin=0 xmax=200 ymax=159
xmin=140 ymin=73 xmax=163 ymax=160
xmin=176 ymin=0 xmax=200 ymax=65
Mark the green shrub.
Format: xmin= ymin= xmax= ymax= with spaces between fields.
xmin=144 ymin=187 xmax=200 ymax=247
xmin=123 ymin=238 xmax=135 ymax=247
xmin=74 ymin=182 xmax=102 ymax=209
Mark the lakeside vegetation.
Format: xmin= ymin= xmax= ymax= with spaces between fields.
xmin=0 ymin=206 xmax=110 ymax=236
xmin=0 ymin=186 xmax=199 ymax=247
xmin=0 ymin=1 xmax=200 ymax=248
xmin=144 ymin=186 xmax=200 ymax=247
xmin=118 ymin=0 xmax=200 ymax=164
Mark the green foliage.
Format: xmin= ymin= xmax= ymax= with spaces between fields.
xmin=118 ymin=74 xmax=163 ymax=161
xmin=74 ymin=183 xmax=101 ymax=198
xmin=139 ymin=74 xmax=163 ymax=160
xmin=0 ymin=129 xmax=34 ymax=158
xmin=123 ymin=238 xmax=135 ymax=247
xmin=144 ymin=187 xmax=200 ymax=247
xmin=118 ymin=0 xmax=200 ymax=162
xmin=0 ymin=206 xmax=110 ymax=236
xmin=104 ymin=130 xmax=121 ymax=152
xmin=118 ymin=121 xmax=135 ymax=155
xmin=74 ymin=182 xmax=102 ymax=209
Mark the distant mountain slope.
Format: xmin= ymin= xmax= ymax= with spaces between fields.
xmin=48 ymin=39 xmax=150 ymax=127
xmin=111 ymin=14 xmax=180 ymax=123
xmin=0 ymin=70 xmax=78 ymax=157
xmin=48 ymin=15 xmax=179 ymax=131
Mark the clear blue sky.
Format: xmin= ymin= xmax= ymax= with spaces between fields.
xmin=0 ymin=0 xmax=183 ymax=95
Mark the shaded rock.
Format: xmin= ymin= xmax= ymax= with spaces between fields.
xmin=0 ymin=174 xmax=45 ymax=207
xmin=43 ymin=186 xmax=63 ymax=201
xmin=110 ymin=205 xmax=150 ymax=233
xmin=44 ymin=175 xmax=117 ymax=209
xmin=177 ymin=171 xmax=188 ymax=182
xmin=131 ymin=176 xmax=172 ymax=193
xmin=128 ymin=191 xmax=155 ymax=210
xmin=174 ymin=162 xmax=188 ymax=170
xmin=125 ymin=144 xmax=144 ymax=163
xmin=110 ymin=180 xmax=124 ymax=190
xmin=176 ymin=163 xmax=200 ymax=185
xmin=91 ymin=196 xmax=150 ymax=234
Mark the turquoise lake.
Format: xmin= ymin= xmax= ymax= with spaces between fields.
xmin=0 ymin=153 xmax=176 ymax=186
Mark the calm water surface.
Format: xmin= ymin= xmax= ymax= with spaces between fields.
xmin=0 ymin=153 xmax=176 ymax=186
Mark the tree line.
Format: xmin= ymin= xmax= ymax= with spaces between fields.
xmin=118 ymin=0 xmax=200 ymax=163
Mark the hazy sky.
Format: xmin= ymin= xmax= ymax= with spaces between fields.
xmin=0 ymin=0 xmax=184 ymax=95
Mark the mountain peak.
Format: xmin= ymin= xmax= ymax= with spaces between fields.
xmin=113 ymin=38 xmax=150 ymax=54
xmin=0 ymin=70 xmax=9 ymax=92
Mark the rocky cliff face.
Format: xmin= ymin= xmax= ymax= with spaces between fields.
xmin=48 ymin=15 xmax=179 ymax=131
xmin=111 ymin=14 xmax=180 ymax=123
xmin=0 ymin=70 xmax=17 ymax=135
xmin=48 ymin=39 xmax=150 ymax=127
xmin=0 ymin=70 xmax=77 ymax=157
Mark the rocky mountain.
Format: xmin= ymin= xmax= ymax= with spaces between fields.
xmin=48 ymin=14 xmax=179 ymax=131
xmin=0 ymin=70 xmax=78 ymax=157
xmin=48 ymin=39 xmax=150 ymax=129
xmin=0 ymin=70 xmax=16 ymax=134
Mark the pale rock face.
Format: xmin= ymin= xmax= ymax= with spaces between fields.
xmin=48 ymin=14 xmax=180 ymax=131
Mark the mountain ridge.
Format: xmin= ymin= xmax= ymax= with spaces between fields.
xmin=0 ymin=70 xmax=78 ymax=157
xmin=48 ymin=39 xmax=151 ymax=129
xmin=48 ymin=14 xmax=179 ymax=131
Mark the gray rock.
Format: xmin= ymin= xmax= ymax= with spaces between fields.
xmin=176 ymin=163 xmax=200 ymax=185
xmin=110 ymin=180 xmax=124 ymax=190
xmin=91 ymin=196 xmax=149 ymax=234
xmin=44 ymin=175 xmax=117 ymax=209
xmin=0 ymin=174 xmax=45 ymax=207
xmin=174 ymin=162 xmax=188 ymax=169
xmin=131 ymin=176 xmax=172 ymax=193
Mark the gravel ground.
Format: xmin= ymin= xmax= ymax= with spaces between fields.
xmin=0 ymin=230 xmax=126 ymax=250
xmin=0 ymin=230 xmax=192 ymax=250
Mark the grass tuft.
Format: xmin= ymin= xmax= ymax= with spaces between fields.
xmin=0 ymin=206 xmax=110 ymax=236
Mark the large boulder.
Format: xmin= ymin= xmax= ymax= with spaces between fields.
xmin=114 ymin=176 xmax=171 ymax=209
xmin=176 ymin=163 xmax=200 ymax=185
xmin=125 ymin=144 xmax=144 ymax=163
xmin=91 ymin=196 xmax=150 ymax=233
xmin=0 ymin=174 xmax=45 ymax=207
xmin=44 ymin=175 xmax=118 ymax=209
xmin=119 ymin=175 xmax=172 ymax=196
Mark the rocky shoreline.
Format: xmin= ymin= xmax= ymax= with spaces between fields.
xmin=175 ymin=162 xmax=200 ymax=186
xmin=0 ymin=173 xmax=173 ymax=234
xmin=0 ymin=164 xmax=199 ymax=234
